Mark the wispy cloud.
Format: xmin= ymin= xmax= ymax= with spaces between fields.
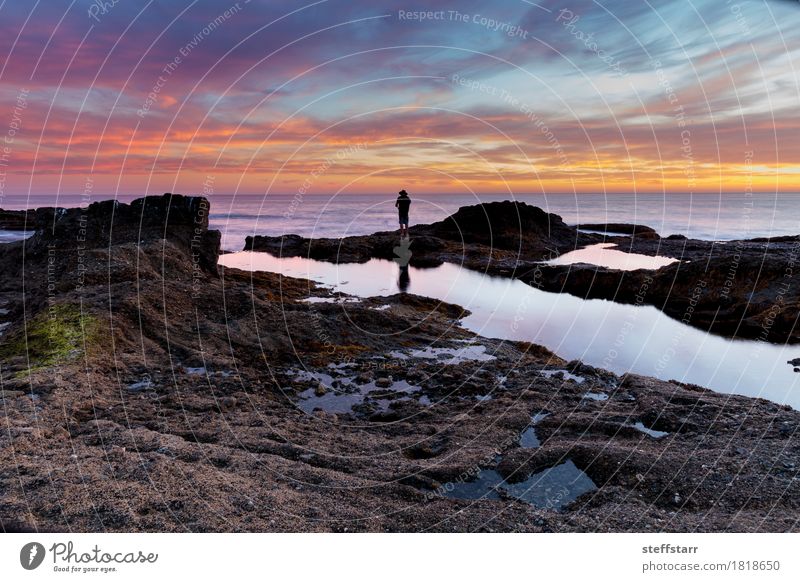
xmin=1 ymin=0 xmax=798 ymax=195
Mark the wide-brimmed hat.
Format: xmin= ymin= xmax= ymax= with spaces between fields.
xmin=398 ymin=190 xmax=409 ymax=197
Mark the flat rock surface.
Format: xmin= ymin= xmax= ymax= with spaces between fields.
xmin=1 ymin=196 xmax=798 ymax=532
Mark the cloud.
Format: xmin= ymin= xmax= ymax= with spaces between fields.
xmin=0 ymin=0 xmax=798 ymax=195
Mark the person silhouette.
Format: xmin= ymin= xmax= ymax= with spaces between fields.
xmin=395 ymin=189 xmax=411 ymax=236
xmin=398 ymin=265 xmax=410 ymax=293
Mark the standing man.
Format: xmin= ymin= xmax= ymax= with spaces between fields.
xmin=395 ymin=189 xmax=411 ymax=237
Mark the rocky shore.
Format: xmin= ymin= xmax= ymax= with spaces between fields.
xmin=0 ymin=209 xmax=36 ymax=231
xmin=1 ymin=195 xmax=798 ymax=532
xmin=247 ymin=201 xmax=800 ymax=343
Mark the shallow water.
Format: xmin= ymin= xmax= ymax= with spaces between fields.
xmin=442 ymin=460 xmax=597 ymax=509
xmin=292 ymin=368 xmax=425 ymax=414
xmin=220 ymin=251 xmax=800 ymax=409
xmin=443 ymin=469 xmax=504 ymax=501
xmin=546 ymin=243 xmax=679 ymax=271
xmin=390 ymin=345 xmax=495 ymax=365
xmin=519 ymin=427 xmax=541 ymax=449
xmin=503 ymin=461 xmax=598 ymax=509
xmin=631 ymin=422 xmax=669 ymax=439
xmin=0 ymin=230 xmax=31 ymax=243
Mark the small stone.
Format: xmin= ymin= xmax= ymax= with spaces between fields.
xmin=375 ymin=376 xmax=393 ymax=388
xmin=314 ymin=382 xmax=327 ymax=396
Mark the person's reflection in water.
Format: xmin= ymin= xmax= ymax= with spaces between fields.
xmin=398 ymin=265 xmax=410 ymax=293
xmin=392 ymin=236 xmax=413 ymax=293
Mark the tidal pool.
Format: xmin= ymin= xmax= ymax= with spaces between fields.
xmin=545 ymin=243 xmax=679 ymax=271
xmin=441 ymin=460 xmax=597 ymax=509
xmin=219 ymin=251 xmax=800 ymax=409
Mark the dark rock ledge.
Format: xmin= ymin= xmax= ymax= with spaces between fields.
xmin=0 ymin=194 xmax=797 ymax=533
xmin=247 ymin=201 xmax=800 ymax=344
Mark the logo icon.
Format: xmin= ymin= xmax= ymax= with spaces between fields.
xmin=20 ymin=542 xmax=46 ymax=570
xmin=392 ymin=237 xmax=412 ymax=267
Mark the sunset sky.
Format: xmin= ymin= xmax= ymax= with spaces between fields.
xmin=0 ymin=0 xmax=798 ymax=198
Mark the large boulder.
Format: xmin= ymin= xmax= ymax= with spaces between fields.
xmin=421 ymin=200 xmax=578 ymax=252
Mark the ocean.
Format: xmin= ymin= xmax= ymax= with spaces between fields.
xmin=2 ymin=192 xmax=799 ymax=251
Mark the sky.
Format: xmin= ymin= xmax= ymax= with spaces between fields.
xmin=0 ymin=0 xmax=798 ymax=198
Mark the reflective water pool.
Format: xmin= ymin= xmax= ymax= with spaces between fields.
xmin=545 ymin=243 xmax=679 ymax=271
xmin=219 ymin=251 xmax=800 ymax=409
xmin=441 ymin=460 xmax=597 ymax=509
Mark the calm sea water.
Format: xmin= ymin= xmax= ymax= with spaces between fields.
xmin=2 ymin=192 xmax=799 ymax=250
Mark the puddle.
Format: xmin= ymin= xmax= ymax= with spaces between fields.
xmin=391 ymin=345 xmax=495 ymax=365
xmin=540 ymin=369 xmax=585 ymax=384
xmin=185 ymin=367 xmax=207 ymax=376
xmin=577 ymin=229 xmax=631 ymax=236
xmin=0 ymin=308 xmax=9 ymax=315
xmin=219 ymin=252 xmax=800 ymax=409
xmin=443 ymin=460 xmax=597 ymax=509
xmin=0 ymin=230 xmax=33 ymax=243
xmin=502 ymin=461 xmax=598 ymax=509
xmin=301 ymin=296 xmax=360 ymax=304
xmin=0 ymin=322 xmax=10 ymax=336
xmin=545 ymin=243 xmax=678 ymax=271
xmin=519 ymin=412 xmax=548 ymax=448
xmin=371 ymin=304 xmax=392 ymax=311
xmin=327 ymin=362 xmax=358 ymax=370
xmin=631 ymin=421 xmax=669 ymax=438
xmin=519 ymin=427 xmax=540 ymax=448
xmin=443 ymin=469 xmax=504 ymax=501
xmin=297 ymin=386 xmax=364 ymax=414
xmin=126 ymin=379 xmax=153 ymax=392
xmin=292 ymin=369 xmax=426 ymax=414
xmin=583 ymin=392 xmax=609 ymax=401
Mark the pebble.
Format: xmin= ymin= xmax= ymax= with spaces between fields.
xmin=375 ymin=376 xmax=393 ymax=388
